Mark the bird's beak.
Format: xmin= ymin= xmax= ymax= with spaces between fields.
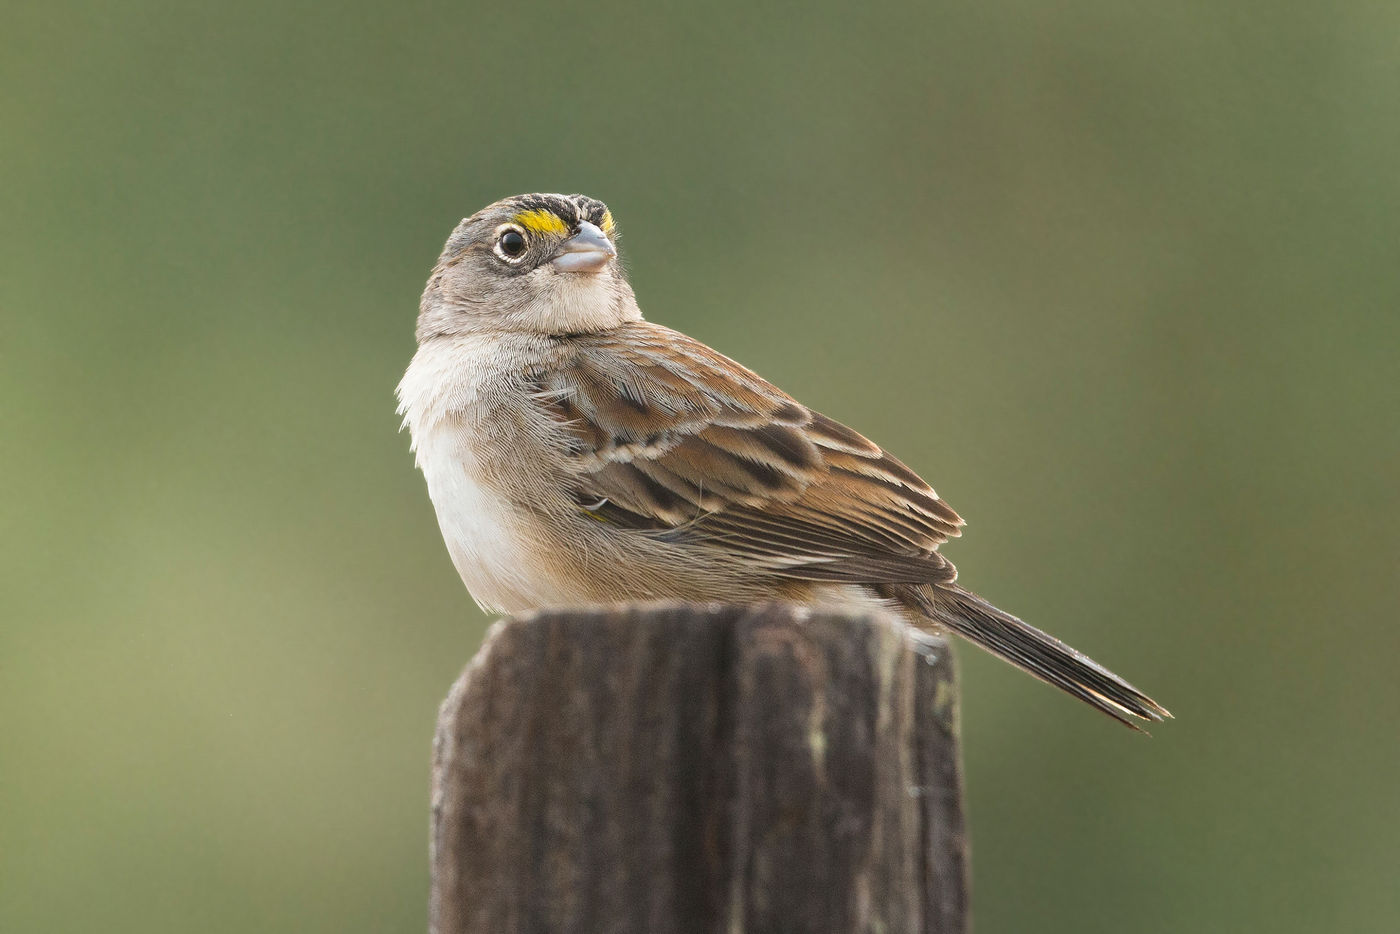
xmin=550 ymin=221 xmax=616 ymax=273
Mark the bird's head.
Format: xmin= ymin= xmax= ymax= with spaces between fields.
xmin=417 ymin=193 xmax=641 ymax=340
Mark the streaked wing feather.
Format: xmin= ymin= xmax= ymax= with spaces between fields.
xmin=536 ymin=322 xmax=965 ymax=585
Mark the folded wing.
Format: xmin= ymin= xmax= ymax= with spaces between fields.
xmin=532 ymin=322 xmax=964 ymax=585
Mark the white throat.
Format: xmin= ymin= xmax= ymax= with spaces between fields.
xmin=521 ymin=271 xmax=642 ymax=334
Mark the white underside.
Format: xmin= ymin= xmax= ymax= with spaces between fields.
xmin=398 ymin=336 xmax=548 ymax=612
xmin=415 ymin=428 xmax=537 ymax=612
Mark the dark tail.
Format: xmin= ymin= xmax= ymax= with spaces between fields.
xmin=907 ymin=584 xmax=1171 ymax=730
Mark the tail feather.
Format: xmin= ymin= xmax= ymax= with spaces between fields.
xmin=906 ymin=584 xmax=1171 ymax=730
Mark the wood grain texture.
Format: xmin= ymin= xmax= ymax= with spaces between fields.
xmin=430 ymin=603 xmax=968 ymax=934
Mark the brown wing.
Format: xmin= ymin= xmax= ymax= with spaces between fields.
xmin=532 ymin=322 xmax=965 ymax=585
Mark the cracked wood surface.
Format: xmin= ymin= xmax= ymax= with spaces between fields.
xmin=430 ymin=603 xmax=968 ymax=934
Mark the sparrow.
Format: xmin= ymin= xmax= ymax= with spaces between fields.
xmin=397 ymin=193 xmax=1170 ymax=729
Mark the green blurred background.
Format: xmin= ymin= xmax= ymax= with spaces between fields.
xmin=4 ymin=0 xmax=1397 ymax=930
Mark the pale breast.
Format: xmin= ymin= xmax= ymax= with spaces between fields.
xmin=397 ymin=334 xmax=565 ymax=612
xmin=411 ymin=422 xmax=542 ymax=612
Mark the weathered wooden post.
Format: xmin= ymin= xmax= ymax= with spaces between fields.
xmin=429 ymin=602 xmax=969 ymax=934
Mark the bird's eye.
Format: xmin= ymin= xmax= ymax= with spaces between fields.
xmin=497 ymin=228 xmax=527 ymax=259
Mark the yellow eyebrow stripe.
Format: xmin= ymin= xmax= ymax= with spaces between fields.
xmin=513 ymin=209 xmax=569 ymax=237
xmin=601 ymin=210 xmax=615 ymax=235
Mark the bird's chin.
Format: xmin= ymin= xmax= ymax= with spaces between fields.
xmin=526 ymin=270 xmax=638 ymax=334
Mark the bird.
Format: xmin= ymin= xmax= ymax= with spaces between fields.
xmin=397 ymin=192 xmax=1170 ymax=729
